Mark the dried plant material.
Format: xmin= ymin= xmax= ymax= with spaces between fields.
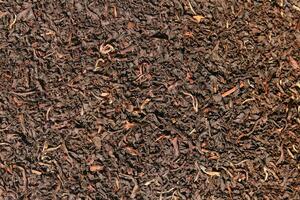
xmin=210 ymin=76 xmax=219 ymax=93
xmin=9 ymin=14 xmax=17 ymax=29
xmin=193 ymin=15 xmax=205 ymax=23
xmin=242 ymin=98 xmax=255 ymax=105
xmin=94 ymin=58 xmax=105 ymax=70
xmin=1 ymin=0 xmax=300 ymax=198
xmin=187 ymin=0 xmax=197 ymax=15
xmin=42 ymin=28 xmax=56 ymax=36
xmin=46 ymin=107 xmax=52 ymax=121
xmin=289 ymin=56 xmax=299 ymax=71
xmin=56 ymin=52 xmax=64 ymax=59
xmin=144 ymin=179 xmax=156 ymax=186
xmin=119 ymin=45 xmax=135 ymax=55
xmin=120 ymin=174 xmax=139 ymax=198
xmin=182 ymin=92 xmax=198 ymax=112
xmin=220 ymin=167 xmax=233 ymax=178
xmin=263 ymin=167 xmax=279 ymax=181
xmin=203 ymin=170 xmax=220 ymax=177
xmin=131 ymin=184 xmax=139 ymax=199
xmin=10 ymin=91 xmax=35 ymax=96
xmin=92 ymin=136 xmax=102 ymax=149
xmin=125 ymin=146 xmax=140 ymax=156
xmin=295 ymin=82 xmax=300 ymax=89
xmin=276 ymin=144 xmax=284 ymax=165
xmin=140 ymin=98 xmax=150 ymax=110
xmin=2 ymin=165 xmax=13 ymax=174
xmin=292 ymin=145 xmax=298 ymax=153
xmin=100 ymin=43 xmax=115 ymax=54
xmin=221 ymin=81 xmax=245 ymax=97
xmin=170 ymin=137 xmax=180 ymax=157
xmin=287 ymin=148 xmax=295 ymax=159
xmin=0 ymin=11 xmax=8 ymax=18
xmin=17 ymin=6 xmax=34 ymax=21
xmin=41 ymin=141 xmax=48 ymax=154
xmin=12 ymin=96 xmax=24 ymax=107
xmin=90 ymin=165 xmax=104 ymax=172
xmin=13 ymin=165 xmax=27 ymax=192
xmin=31 ymin=169 xmax=42 ymax=175
xmin=234 ymin=159 xmax=250 ymax=166
xmin=18 ymin=114 xmax=26 ymax=134
xmin=100 ymin=92 xmax=110 ymax=97
xmin=114 ymin=177 xmax=120 ymax=191
xmin=112 ymin=5 xmax=118 ymax=17
xmin=292 ymin=4 xmax=300 ymax=12
xmin=45 ymin=145 xmax=61 ymax=153
xmin=155 ymin=135 xmax=170 ymax=142
xmin=61 ymin=140 xmax=73 ymax=164
xmin=124 ymin=121 xmax=135 ymax=130
xmin=86 ymin=8 xmax=99 ymax=20
xmin=183 ymin=31 xmax=194 ymax=37
xmin=128 ymin=21 xmax=135 ymax=29
xmin=199 ymin=165 xmax=220 ymax=177
xmin=188 ymin=128 xmax=196 ymax=135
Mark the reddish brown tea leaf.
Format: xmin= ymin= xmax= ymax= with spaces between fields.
xmin=124 ymin=121 xmax=135 ymax=130
xmin=125 ymin=146 xmax=140 ymax=156
xmin=289 ymin=56 xmax=299 ymax=70
xmin=90 ymin=165 xmax=104 ymax=172
xmin=170 ymin=137 xmax=180 ymax=157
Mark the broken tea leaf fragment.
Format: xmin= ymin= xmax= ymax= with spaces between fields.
xmin=296 ymin=82 xmax=300 ymax=89
xmin=100 ymin=43 xmax=114 ymax=54
xmin=193 ymin=15 xmax=205 ymax=23
xmin=184 ymin=31 xmax=194 ymax=38
xmin=127 ymin=21 xmax=135 ymax=29
xmin=92 ymin=136 xmax=102 ymax=149
xmin=289 ymin=56 xmax=299 ymax=71
xmin=199 ymin=165 xmax=220 ymax=177
xmin=0 ymin=11 xmax=8 ymax=19
xmin=124 ymin=121 xmax=135 ymax=130
xmin=170 ymin=137 xmax=180 ymax=157
xmin=90 ymin=165 xmax=104 ymax=172
xmin=31 ymin=169 xmax=42 ymax=175
xmin=125 ymin=146 xmax=140 ymax=156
